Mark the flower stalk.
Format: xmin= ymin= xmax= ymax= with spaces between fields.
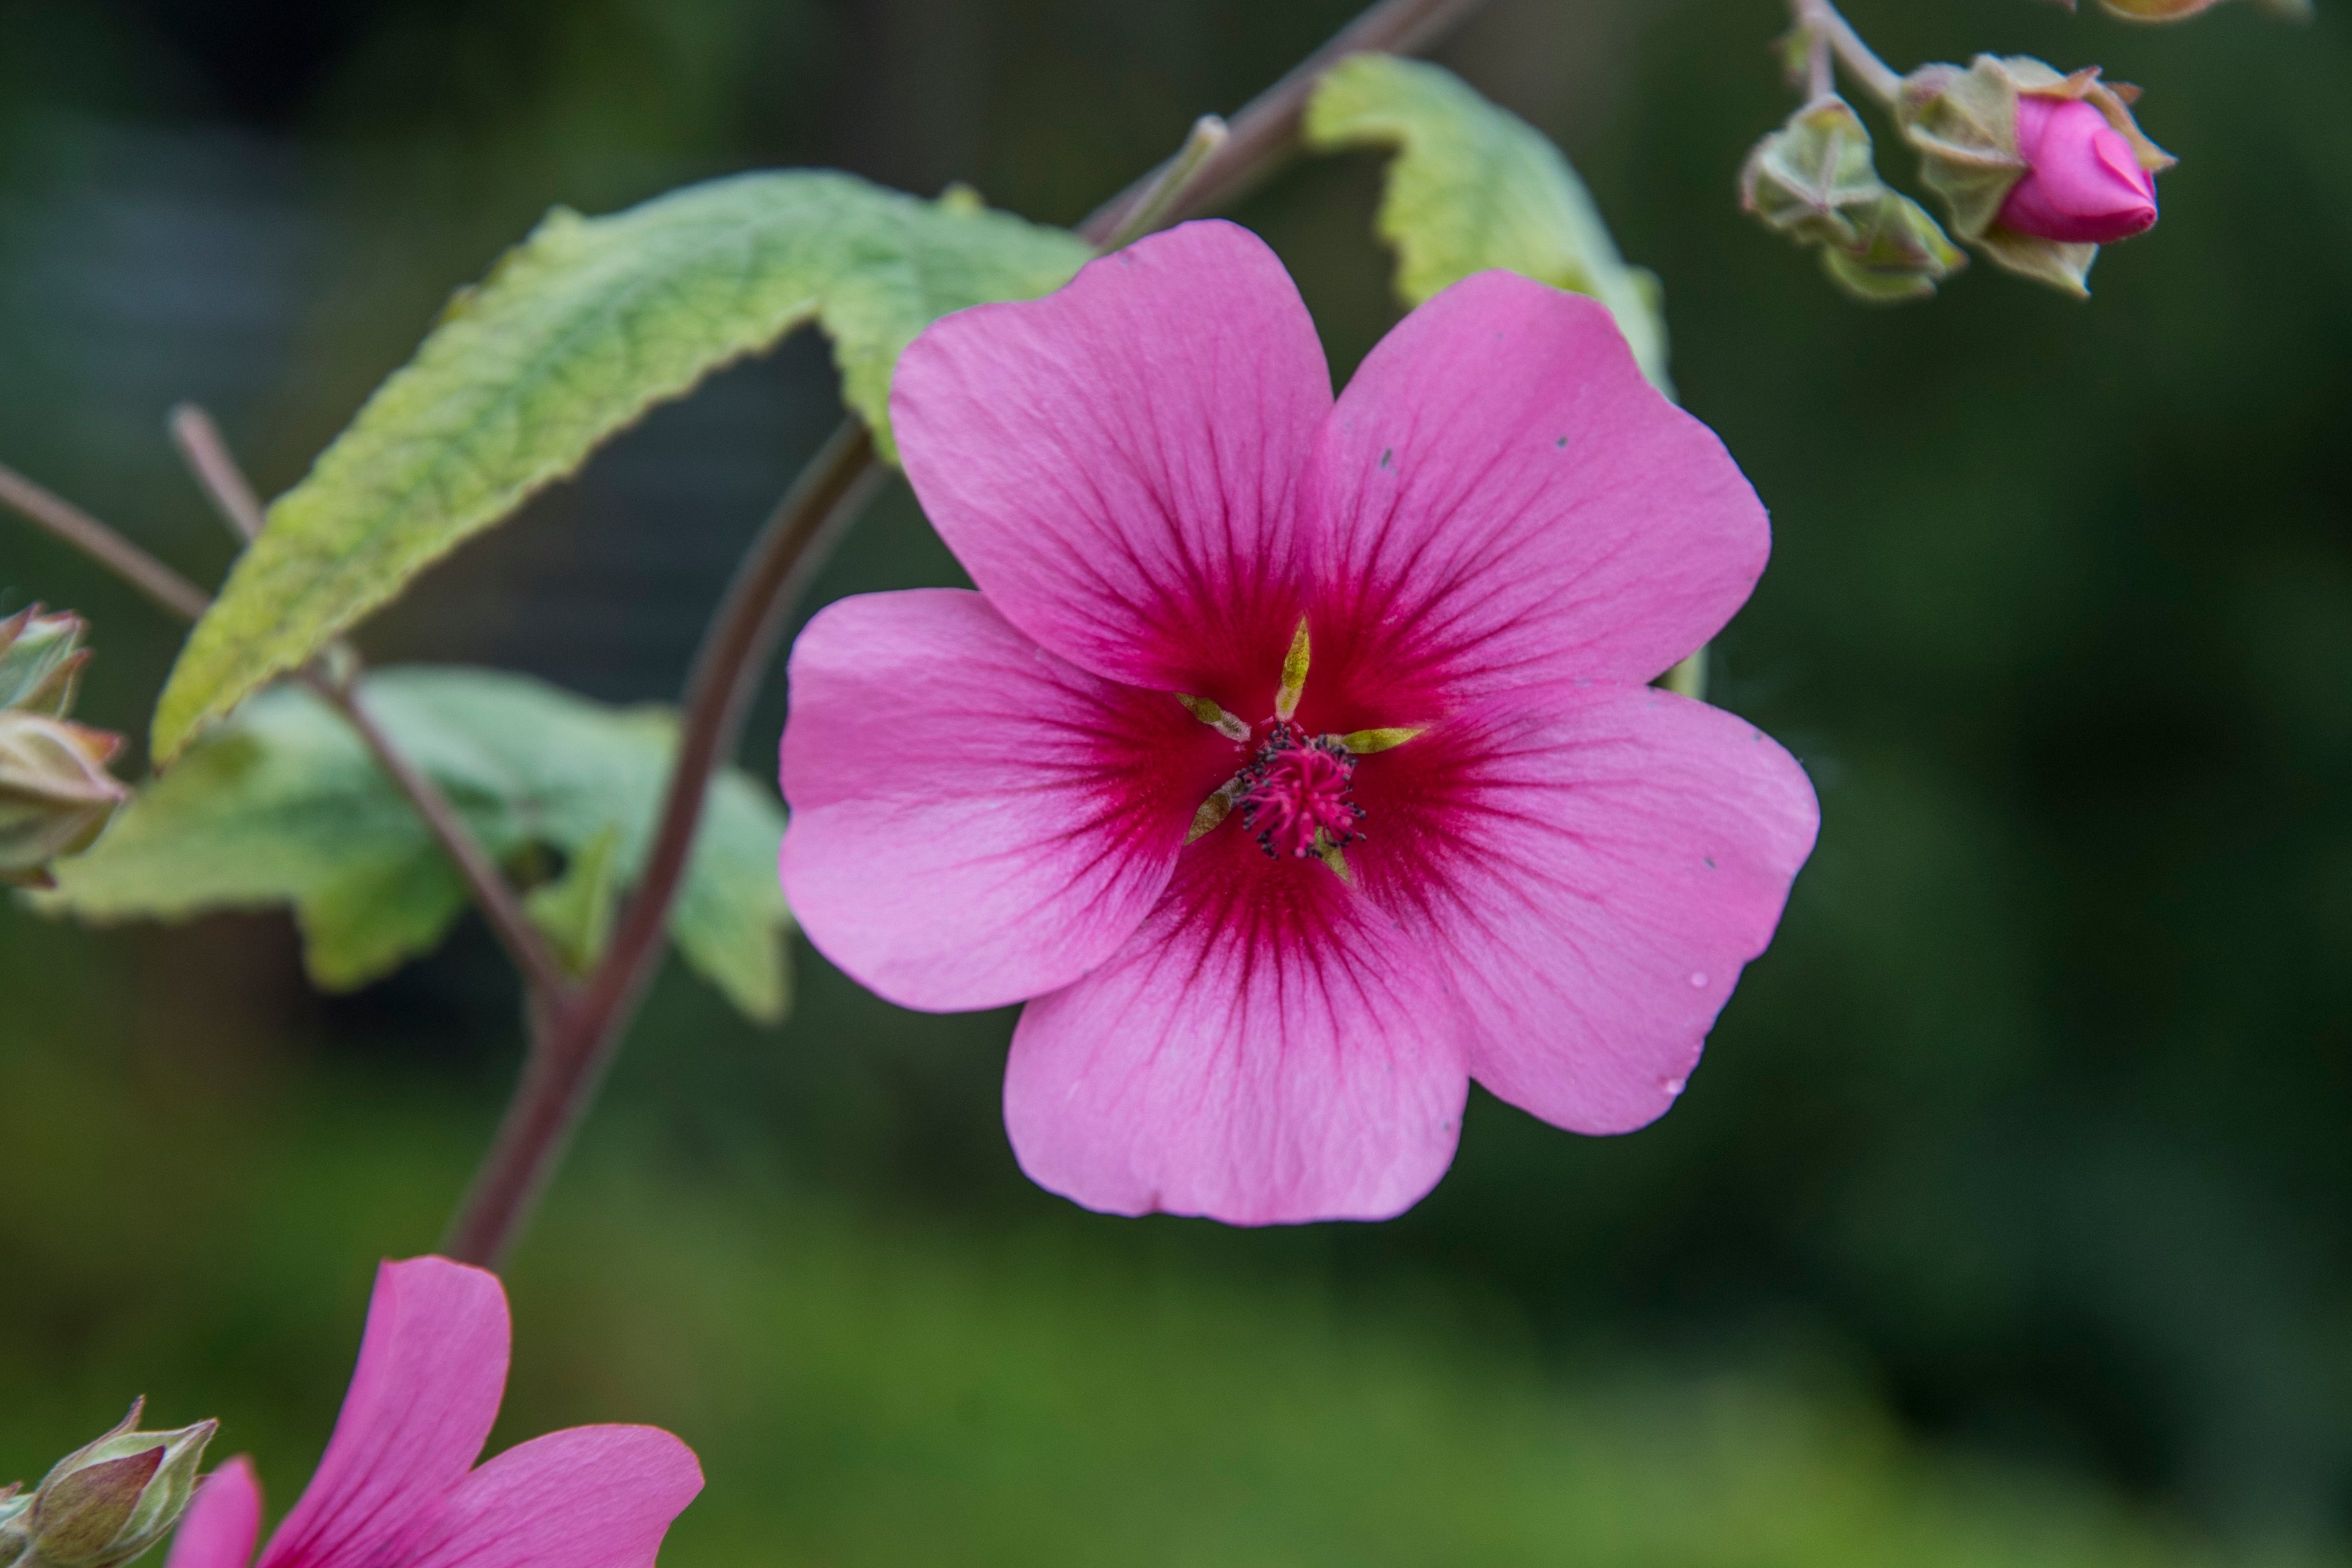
xmin=1789 ymin=0 xmax=1902 ymax=106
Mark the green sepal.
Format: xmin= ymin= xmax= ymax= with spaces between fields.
xmin=1818 ymin=192 xmax=1968 ymax=304
xmin=9 ymin=1404 xmax=215 ymax=1568
xmin=0 ymin=607 xmax=91 ymax=719
xmin=0 ymin=713 xmax=129 ymax=888
xmin=1741 ymin=97 xmax=1964 ymax=304
xmin=1741 ymin=95 xmax=1895 ymax=251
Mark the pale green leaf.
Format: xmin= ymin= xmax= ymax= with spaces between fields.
xmin=1303 ymin=54 xmax=1673 ymax=393
xmin=152 ymin=172 xmax=1092 ymax=761
xmin=302 ymin=855 xmax=469 ymax=990
xmin=524 ymin=823 xmax=624 ymax=975
xmin=40 ymin=666 xmax=793 ymax=1024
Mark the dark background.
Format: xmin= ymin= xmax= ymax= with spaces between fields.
xmin=3 ymin=0 xmax=2349 ymax=1561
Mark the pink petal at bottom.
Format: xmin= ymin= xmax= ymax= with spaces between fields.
xmin=256 ymin=1258 xmax=509 ymax=1568
xmin=164 ymin=1460 xmax=263 ymax=1568
xmin=402 ymin=1428 xmax=702 ymax=1568
xmin=1006 ymin=828 xmax=1471 ymax=1225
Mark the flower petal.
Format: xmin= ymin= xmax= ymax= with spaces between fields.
xmin=890 ymin=220 xmax=1330 ymax=705
xmin=1005 ymin=828 xmax=1470 ymax=1224
xmin=165 ymin=1461 xmax=262 ymax=1568
xmin=1369 ymin=684 xmax=1817 ymax=1135
xmin=256 ymin=1259 xmax=508 ymax=1568
xmin=781 ymin=589 xmax=1236 ymax=1012
xmin=1304 ymin=272 xmax=1767 ymax=702
xmin=402 ymin=1429 xmax=701 ymax=1568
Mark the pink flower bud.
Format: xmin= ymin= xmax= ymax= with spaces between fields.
xmin=1998 ymin=95 xmax=2159 ymax=245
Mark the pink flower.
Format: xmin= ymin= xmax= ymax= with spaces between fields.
xmin=165 ymin=1259 xmax=699 ymax=1568
xmin=779 ymin=221 xmax=1818 ymax=1225
xmin=1999 ymin=95 xmax=2159 ymax=245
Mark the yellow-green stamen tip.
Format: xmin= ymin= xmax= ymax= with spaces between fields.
xmin=1275 ymin=618 xmax=1311 ymax=721
xmin=1187 ymin=785 xmax=1237 ymax=843
xmin=1339 ymin=726 xmax=1424 ymax=755
xmin=1178 ymin=693 xmax=1250 ymax=742
xmin=1315 ymin=835 xmax=1354 ymax=886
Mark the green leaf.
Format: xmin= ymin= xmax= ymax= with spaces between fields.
xmin=151 ymin=172 xmax=1092 ymax=762
xmin=1303 ymin=54 xmax=1672 ymax=394
xmin=39 ymin=666 xmax=794 ymax=1023
xmin=524 ymin=822 xmax=624 ymax=975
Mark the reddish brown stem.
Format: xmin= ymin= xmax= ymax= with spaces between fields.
xmin=439 ymin=0 xmax=1498 ymax=1268
xmin=164 ymin=408 xmax=579 ymax=1007
xmin=0 ymin=461 xmax=213 ymax=623
xmin=0 ymin=419 xmax=577 ymax=1008
xmin=1791 ymin=0 xmax=1902 ymax=105
xmin=441 ymin=420 xmax=882 ymax=1264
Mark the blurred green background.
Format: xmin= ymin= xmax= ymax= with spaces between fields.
xmin=5 ymin=0 xmax=2350 ymax=1561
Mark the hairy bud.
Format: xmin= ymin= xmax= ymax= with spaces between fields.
xmin=0 ymin=1404 xmax=216 ymax=1568
xmin=1741 ymin=96 xmax=1964 ymax=303
xmin=0 ymin=712 xmax=130 ymax=888
xmin=1897 ymin=56 xmax=2173 ymax=296
xmin=0 ymin=607 xmax=91 ymax=719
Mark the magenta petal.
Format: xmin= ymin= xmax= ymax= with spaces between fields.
xmin=890 ymin=221 xmax=1330 ymax=701
xmin=781 ymin=589 xmax=1235 ymax=1012
xmin=1396 ymin=684 xmax=1817 ymax=1134
xmin=1305 ymin=273 xmax=1767 ymax=701
xmin=165 ymin=1461 xmax=263 ymax=1568
xmin=256 ymin=1259 xmax=508 ymax=1568
xmin=1004 ymin=832 xmax=1470 ymax=1225
xmin=402 ymin=1429 xmax=701 ymax=1568
xmin=1999 ymin=96 xmax=2158 ymax=245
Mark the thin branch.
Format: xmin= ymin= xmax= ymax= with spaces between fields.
xmin=1101 ymin=115 xmax=1231 ymax=251
xmin=145 ymin=418 xmax=579 ymax=1008
xmin=438 ymin=0 xmax=1501 ymax=1269
xmin=168 ymin=405 xmax=268 ymax=541
xmin=303 ymin=666 xmax=577 ymax=1004
xmin=1792 ymin=0 xmax=1902 ymax=106
xmin=1082 ymin=0 xmax=1492 ymax=239
xmin=1806 ymin=28 xmax=1834 ymax=100
xmin=0 ymin=460 xmax=213 ymax=623
xmin=442 ymin=420 xmax=883 ymax=1265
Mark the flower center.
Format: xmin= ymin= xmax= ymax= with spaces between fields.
xmin=1236 ymin=722 xmax=1362 ymax=860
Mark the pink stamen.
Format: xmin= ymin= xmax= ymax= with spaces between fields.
xmin=1237 ymin=723 xmax=1364 ymax=859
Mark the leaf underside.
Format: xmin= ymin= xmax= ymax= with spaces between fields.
xmin=42 ymin=666 xmax=794 ymax=1024
xmin=1303 ymin=54 xmax=1673 ymax=394
xmin=151 ymin=172 xmax=1092 ymax=762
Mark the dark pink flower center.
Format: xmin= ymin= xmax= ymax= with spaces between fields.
xmin=1236 ymin=723 xmax=1363 ymax=859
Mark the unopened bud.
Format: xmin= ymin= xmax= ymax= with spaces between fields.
xmin=0 ymin=607 xmax=91 ymax=719
xmin=2000 ymin=95 xmax=2158 ymax=245
xmin=0 ymin=1404 xmax=215 ymax=1568
xmin=1819 ymin=191 xmax=1967 ymax=303
xmin=1741 ymin=96 xmax=1964 ymax=303
xmin=1897 ymin=56 xmax=2174 ymax=296
xmin=0 ymin=711 xmax=130 ymax=888
xmin=1 ymin=1490 xmax=33 ymax=1568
